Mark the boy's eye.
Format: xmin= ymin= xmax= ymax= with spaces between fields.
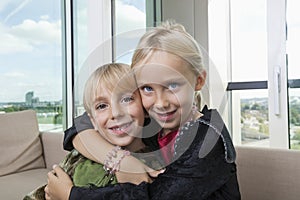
xmin=96 ymin=103 xmax=109 ymax=110
xmin=121 ymin=95 xmax=134 ymax=104
xmin=141 ymin=86 xmax=153 ymax=93
xmin=168 ymin=83 xmax=178 ymax=90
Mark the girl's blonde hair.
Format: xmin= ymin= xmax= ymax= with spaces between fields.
xmin=83 ymin=63 xmax=134 ymax=115
xmin=131 ymin=20 xmax=205 ymax=76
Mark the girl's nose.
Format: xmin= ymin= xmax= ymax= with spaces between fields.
xmin=155 ymin=92 xmax=170 ymax=109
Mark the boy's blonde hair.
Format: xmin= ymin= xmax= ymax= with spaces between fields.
xmin=83 ymin=63 xmax=135 ymax=115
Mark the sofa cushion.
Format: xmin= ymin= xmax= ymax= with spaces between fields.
xmin=0 ymin=110 xmax=45 ymax=176
xmin=0 ymin=168 xmax=49 ymax=200
xmin=236 ymin=146 xmax=300 ymax=200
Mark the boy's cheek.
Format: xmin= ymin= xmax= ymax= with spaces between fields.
xmin=141 ymin=98 xmax=152 ymax=111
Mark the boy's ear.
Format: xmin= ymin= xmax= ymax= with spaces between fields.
xmin=88 ymin=113 xmax=97 ymax=130
xmin=195 ymin=71 xmax=207 ymax=91
xmin=143 ymin=109 xmax=149 ymax=118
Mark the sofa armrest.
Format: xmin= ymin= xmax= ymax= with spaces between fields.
xmin=40 ymin=131 xmax=68 ymax=169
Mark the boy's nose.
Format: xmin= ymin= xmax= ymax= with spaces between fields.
xmin=110 ymin=103 xmax=124 ymax=119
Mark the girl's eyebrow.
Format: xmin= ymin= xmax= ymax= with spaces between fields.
xmin=137 ymin=78 xmax=183 ymax=86
xmin=136 ymin=81 xmax=147 ymax=87
xmin=164 ymin=77 xmax=183 ymax=83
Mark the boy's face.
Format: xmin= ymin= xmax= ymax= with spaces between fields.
xmin=135 ymin=51 xmax=204 ymax=134
xmin=90 ymin=83 xmax=144 ymax=147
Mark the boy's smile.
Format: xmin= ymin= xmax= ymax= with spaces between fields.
xmin=91 ymin=85 xmax=145 ymax=148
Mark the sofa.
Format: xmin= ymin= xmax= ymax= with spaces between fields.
xmin=235 ymin=146 xmax=300 ymax=200
xmin=0 ymin=110 xmax=67 ymax=200
xmin=1 ymin=110 xmax=300 ymax=200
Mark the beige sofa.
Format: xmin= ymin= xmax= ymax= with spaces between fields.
xmin=1 ymin=110 xmax=300 ymax=200
xmin=235 ymin=146 xmax=300 ymax=200
xmin=0 ymin=110 xmax=67 ymax=200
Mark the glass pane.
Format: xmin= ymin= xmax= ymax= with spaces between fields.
xmin=72 ymin=1 xmax=147 ymax=117
xmin=73 ymin=1 xmax=88 ymax=76
xmin=289 ymin=89 xmax=300 ymax=149
xmin=72 ymin=1 xmax=88 ymax=117
xmin=233 ymin=90 xmax=269 ymax=147
xmin=230 ymin=0 xmax=268 ymax=81
xmin=0 ymin=0 xmax=63 ymax=132
xmin=287 ymin=0 xmax=300 ymax=149
xmin=114 ymin=0 xmax=146 ymax=63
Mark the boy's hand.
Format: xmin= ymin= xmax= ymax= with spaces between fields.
xmin=44 ymin=165 xmax=73 ymax=200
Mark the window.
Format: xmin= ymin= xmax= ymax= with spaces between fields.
xmin=229 ymin=0 xmax=269 ymax=147
xmin=71 ymin=1 xmax=112 ymax=119
xmin=71 ymin=0 xmax=150 ymax=120
xmin=208 ymin=0 xmax=299 ymax=149
xmin=113 ymin=0 xmax=147 ymax=63
xmin=287 ymin=0 xmax=300 ymax=149
xmin=0 ymin=0 xmax=63 ymax=132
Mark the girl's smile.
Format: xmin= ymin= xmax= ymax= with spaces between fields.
xmin=153 ymin=110 xmax=177 ymax=122
xmin=135 ymin=51 xmax=204 ymax=135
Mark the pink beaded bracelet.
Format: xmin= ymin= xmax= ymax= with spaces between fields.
xmin=103 ymin=146 xmax=130 ymax=175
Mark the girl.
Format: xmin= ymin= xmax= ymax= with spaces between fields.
xmin=46 ymin=21 xmax=240 ymax=200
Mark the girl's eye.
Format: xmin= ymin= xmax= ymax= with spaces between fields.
xmin=141 ymin=86 xmax=153 ymax=93
xmin=121 ymin=95 xmax=134 ymax=104
xmin=96 ymin=103 xmax=108 ymax=110
xmin=168 ymin=83 xmax=178 ymax=90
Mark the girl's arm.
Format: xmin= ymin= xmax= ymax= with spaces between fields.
xmin=46 ymin=165 xmax=150 ymax=200
xmin=73 ymin=129 xmax=156 ymax=184
xmin=65 ymin=113 xmax=159 ymax=184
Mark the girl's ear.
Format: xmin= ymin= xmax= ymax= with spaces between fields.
xmin=195 ymin=70 xmax=207 ymax=91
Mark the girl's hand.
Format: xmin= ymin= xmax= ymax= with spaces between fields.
xmin=45 ymin=165 xmax=73 ymax=200
xmin=116 ymin=157 xmax=165 ymax=184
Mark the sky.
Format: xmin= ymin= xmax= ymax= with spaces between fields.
xmin=0 ymin=0 xmax=145 ymax=103
xmin=0 ymin=0 xmax=62 ymax=102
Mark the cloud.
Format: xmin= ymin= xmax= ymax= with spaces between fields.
xmin=0 ymin=18 xmax=61 ymax=54
xmin=115 ymin=0 xmax=146 ymax=35
xmin=4 ymin=71 xmax=25 ymax=77
xmin=0 ymin=30 xmax=33 ymax=53
xmin=11 ymin=18 xmax=61 ymax=44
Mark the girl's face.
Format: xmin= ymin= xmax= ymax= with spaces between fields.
xmin=90 ymin=85 xmax=145 ymax=148
xmin=135 ymin=51 xmax=205 ymax=134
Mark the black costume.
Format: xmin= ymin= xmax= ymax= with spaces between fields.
xmin=64 ymin=106 xmax=241 ymax=200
